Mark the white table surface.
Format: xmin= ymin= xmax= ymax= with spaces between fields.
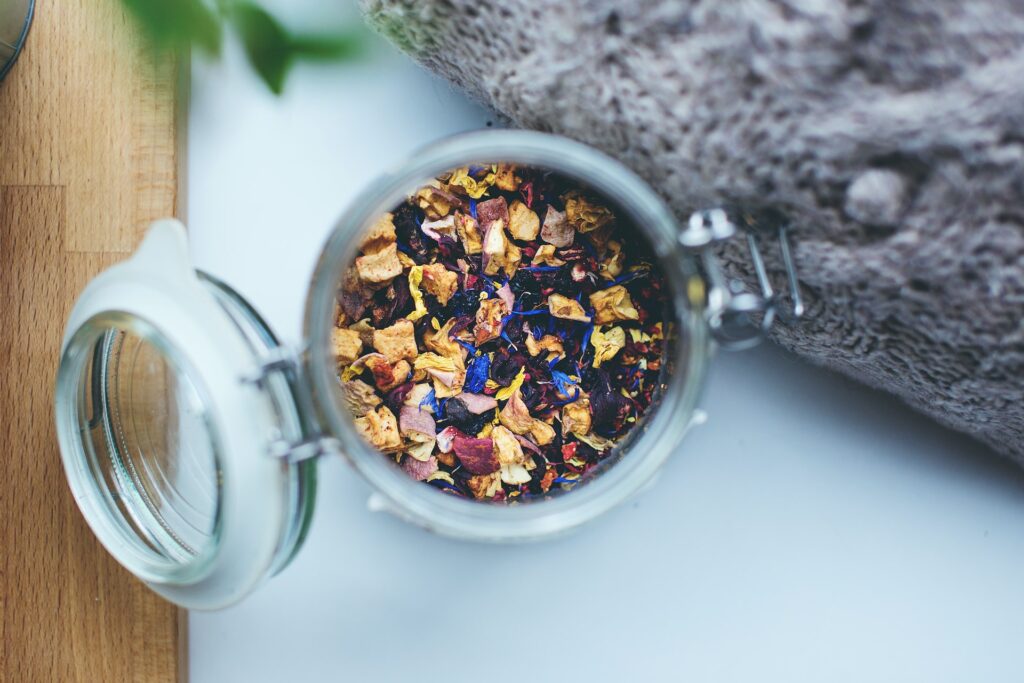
xmin=187 ymin=17 xmax=1024 ymax=683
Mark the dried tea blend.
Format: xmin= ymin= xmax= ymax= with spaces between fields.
xmin=334 ymin=164 xmax=670 ymax=503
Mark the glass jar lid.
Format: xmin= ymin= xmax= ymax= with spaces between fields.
xmin=55 ymin=221 xmax=315 ymax=609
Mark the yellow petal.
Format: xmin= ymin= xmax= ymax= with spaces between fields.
xmin=495 ymin=366 xmax=526 ymax=401
xmin=407 ymin=265 xmax=427 ymax=321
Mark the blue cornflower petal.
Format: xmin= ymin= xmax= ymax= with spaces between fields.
xmin=464 ymin=354 xmax=491 ymax=393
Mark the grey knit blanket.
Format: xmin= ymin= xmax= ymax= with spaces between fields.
xmin=361 ymin=0 xmax=1024 ymax=464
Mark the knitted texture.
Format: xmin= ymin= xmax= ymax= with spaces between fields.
xmin=361 ymin=0 xmax=1024 ymax=463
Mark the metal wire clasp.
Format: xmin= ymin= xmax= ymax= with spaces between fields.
xmin=679 ymin=209 xmax=804 ymax=350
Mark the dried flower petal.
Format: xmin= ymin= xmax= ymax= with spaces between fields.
xmin=599 ymin=239 xmax=625 ymax=280
xmin=540 ymin=206 xmax=573 ymax=248
xmin=564 ymin=192 xmax=614 ymax=233
xmin=498 ymin=386 xmax=534 ymax=435
xmin=436 ymin=425 xmax=462 ymax=453
xmin=494 ymin=366 xmax=526 ymax=401
xmin=548 ymin=293 xmax=591 ymax=322
xmin=424 ymin=317 xmax=466 ymax=361
xmin=399 ymin=404 xmax=437 ymax=439
xmin=406 ymin=266 xmax=429 ymax=321
xmin=401 ymin=455 xmax=438 ymax=480
xmin=589 ymin=285 xmax=640 ymax=325
xmin=403 ymin=383 xmax=436 ymax=413
xmin=590 ymin=325 xmax=626 ymax=368
xmin=495 ymin=282 xmax=516 ymax=312
xmin=561 ymin=396 xmax=592 ymax=437
xmin=453 ymin=434 xmax=498 ymax=475
xmin=456 ymin=392 xmax=498 ymax=414
xmin=448 ymin=166 xmax=496 ymax=199
xmin=341 ymin=379 xmax=381 ymax=417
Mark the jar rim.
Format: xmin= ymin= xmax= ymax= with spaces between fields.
xmin=304 ymin=130 xmax=710 ymax=541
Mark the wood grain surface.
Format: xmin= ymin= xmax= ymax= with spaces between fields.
xmin=0 ymin=1 xmax=186 ymax=681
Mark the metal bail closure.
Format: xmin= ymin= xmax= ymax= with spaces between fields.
xmin=679 ymin=208 xmax=804 ymax=350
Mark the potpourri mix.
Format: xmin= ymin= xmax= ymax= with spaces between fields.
xmin=334 ymin=163 xmax=670 ymax=503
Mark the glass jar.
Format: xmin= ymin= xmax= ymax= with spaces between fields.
xmin=54 ymin=130 xmax=769 ymax=609
xmin=0 ymin=0 xmax=33 ymax=81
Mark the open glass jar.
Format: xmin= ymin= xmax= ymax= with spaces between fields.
xmin=54 ymin=131 xmax=771 ymax=609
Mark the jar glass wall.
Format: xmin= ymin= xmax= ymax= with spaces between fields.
xmin=0 ymin=0 xmax=33 ymax=81
xmin=306 ymin=131 xmax=710 ymax=541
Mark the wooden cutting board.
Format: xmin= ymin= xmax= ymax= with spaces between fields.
xmin=0 ymin=1 xmax=186 ymax=680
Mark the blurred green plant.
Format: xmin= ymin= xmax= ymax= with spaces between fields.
xmin=121 ymin=0 xmax=366 ymax=94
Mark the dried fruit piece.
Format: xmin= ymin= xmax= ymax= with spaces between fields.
xmin=415 ymin=183 xmax=457 ymax=219
xmin=356 ymin=242 xmax=402 ymax=285
xmin=508 ymin=200 xmax=540 ymax=241
xmin=599 ymin=239 xmax=625 ymax=280
xmin=474 ymin=297 xmax=509 ymax=344
xmin=353 ymin=405 xmax=402 ymax=451
xmin=454 ymin=212 xmax=482 ymax=254
xmin=420 ymin=264 xmax=458 ymax=306
xmin=421 ymin=214 xmax=457 ymax=242
xmin=589 ymin=285 xmax=640 ymax=325
xmin=332 ymin=327 xmax=364 ymax=365
xmin=492 ymin=425 xmax=533 ymax=485
xmin=493 ymin=163 xmax=519 ymax=192
xmin=466 ymin=472 xmax=502 ymax=500
xmin=372 ymin=319 xmax=418 ymax=364
xmin=525 ymin=334 xmax=564 ymax=359
xmin=531 ymin=244 xmax=565 ymax=267
xmin=359 ymin=212 xmax=397 ymax=253
xmin=548 ymin=293 xmax=591 ymax=323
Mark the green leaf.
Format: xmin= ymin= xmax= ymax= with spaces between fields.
xmin=121 ymin=0 xmax=222 ymax=55
xmin=290 ymin=30 xmax=366 ymax=62
xmin=230 ymin=2 xmax=292 ymax=94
